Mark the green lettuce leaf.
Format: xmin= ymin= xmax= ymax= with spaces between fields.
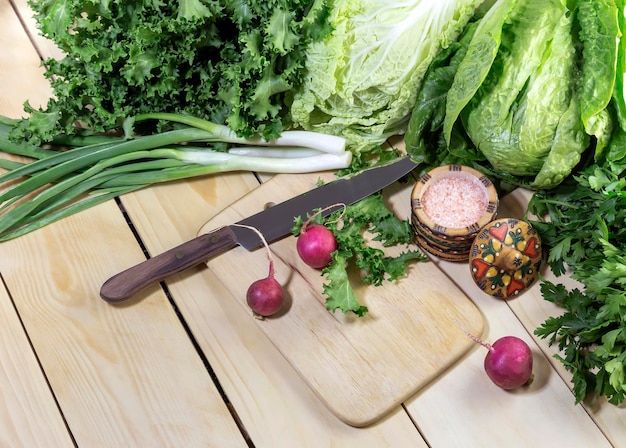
xmin=577 ymin=0 xmax=619 ymax=160
xmin=289 ymin=0 xmax=483 ymax=153
xmin=612 ymin=0 xmax=626 ymax=131
xmin=530 ymin=84 xmax=589 ymax=188
xmin=442 ymin=0 xmax=518 ymax=146
xmin=578 ymin=0 xmax=619 ymax=134
xmin=323 ymin=251 xmax=369 ymax=317
xmin=406 ymin=0 xmax=619 ymax=189
xmin=463 ymin=0 xmax=575 ymax=178
xmin=404 ymin=19 xmax=485 ymax=172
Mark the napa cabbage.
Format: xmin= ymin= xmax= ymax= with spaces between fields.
xmin=289 ymin=0 xmax=484 ymax=152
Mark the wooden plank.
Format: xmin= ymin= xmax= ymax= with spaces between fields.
xmin=0 ymin=4 xmax=72 ymax=446
xmin=0 ymin=202 xmax=249 ymax=447
xmin=0 ymin=0 xmax=51 ymax=117
xmin=0 ymin=204 xmax=248 ymax=447
xmin=2 ymin=2 xmax=248 ymax=445
xmin=0 ymin=282 xmax=74 ymax=447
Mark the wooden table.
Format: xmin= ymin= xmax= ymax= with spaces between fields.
xmin=0 ymin=1 xmax=624 ymax=446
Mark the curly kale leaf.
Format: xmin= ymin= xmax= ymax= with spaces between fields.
xmin=22 ymin=0 xmax=332 ymax=144
xmin=322 ymin=250 xmax=369 ymax=317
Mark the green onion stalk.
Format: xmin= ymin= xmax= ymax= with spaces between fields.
xmin=0 ymin=113 xmax=351 ymax=241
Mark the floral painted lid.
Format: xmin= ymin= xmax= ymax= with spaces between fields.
xmin=469 ymin=218 xmax=542 ymax=298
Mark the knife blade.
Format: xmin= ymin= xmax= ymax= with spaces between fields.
xmin=100 ymin=155 xmax=418 ymax=302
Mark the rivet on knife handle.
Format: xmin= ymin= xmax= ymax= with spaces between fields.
xmin=100 ymin=226 xmax=239 ymax=302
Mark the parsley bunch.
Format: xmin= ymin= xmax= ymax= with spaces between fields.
xmin=528 ymin=164 xmax=626 ymax=404
xmin=293 ymin=192 xmax=427 ymax=317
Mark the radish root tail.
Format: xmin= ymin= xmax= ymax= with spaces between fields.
xmin=230 ymin=223 xmax=275 ymax=278
xmin=303 ymin=202 xmax=346 ymax=230
xmin=447 ymin=310 xmax=493 ymax=351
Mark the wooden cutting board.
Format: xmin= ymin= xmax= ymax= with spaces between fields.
xmin=199 ymin=171 xmax=484 ymax=427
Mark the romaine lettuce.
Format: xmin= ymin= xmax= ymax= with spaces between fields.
xmin=579 ymin=0 xmax=619 ymax=130
xmin=442 ymin=0 xmax=518 ymax=147
xmin=613 ymin=0 xmax=626 ymax=131
xmin=578 ymin=0 xmax=619 ymax=159
xmin=461 ymin=0 xmax=582 ymax=182
xmin=289 ymin=0 xmax=484 ymax=152
xmin=408 ymin=0 xmax=622 ymax=189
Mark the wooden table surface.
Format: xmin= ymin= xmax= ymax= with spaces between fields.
xmin=1 ymin=1 xmax=624 ymax=446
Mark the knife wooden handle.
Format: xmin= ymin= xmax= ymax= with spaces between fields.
xmin=100 ymin=226 xmax=239 ymax=302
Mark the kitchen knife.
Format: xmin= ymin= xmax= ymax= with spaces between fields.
xmin=100 ymin=156 xmax=418 ymax=302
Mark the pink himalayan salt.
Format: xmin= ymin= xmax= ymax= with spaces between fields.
xmin=421 ymin=175 xmax=488 ymax=228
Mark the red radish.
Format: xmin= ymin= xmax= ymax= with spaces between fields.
xmin=483 ymin=336 xmax=534 ymax=390
xmin=297 ymin=223 xmax=338 ymax=268
xmin=232 ymin=224 xmax=284 ymax=318
xmin=452 ymin=316 xmax=533 ymax=389
xmin=246 ymin=275 xmax=283 ymax=317
xmin=296 ymin=203 xmax=343 ymax=269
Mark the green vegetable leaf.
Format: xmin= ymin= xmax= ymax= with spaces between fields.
xmin=266 ymin=9 xmax=299 ymax=55
xmin=578 ymin=0 xmax=619 ymax=134
xmin=605 ymin=354 xmax=626 ymax=394
xmin=323 ymin=251 xmax=368 ymax=317
xmin=531 ymin=164 xmax=626 ymax=405
xmin=290 ymin=0 xmax=483 ymax=152
xmin=530 ymin=84 xmax=590 ymax=188
xmin=613 ymin=0 xmax=626 ymax=131
xmin=178 ymin=0 xmax=213 ymax=20
xmin=22 ymin=0 xmax=333 ymax=143
xmin=405 ymin=19 xmax=483 ymax=170
xmin=442 ymin=0 xmax=516 ymax=145
xmin=378 ymin=250 xmax=429 ymax=283
xmin=463 ymin=0 xmax=577 ymax=179
xmin=294 ymin=189 xmax=428 ymax=316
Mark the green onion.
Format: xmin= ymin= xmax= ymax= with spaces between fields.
xmin=0 ymin=114 xmax=351 ymax=240
xmin=135 ymin=112 xmax=347 ymax=154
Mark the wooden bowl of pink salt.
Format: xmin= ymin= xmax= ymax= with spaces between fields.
xmin=411 ymin=165 xmax=498 ymax=261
